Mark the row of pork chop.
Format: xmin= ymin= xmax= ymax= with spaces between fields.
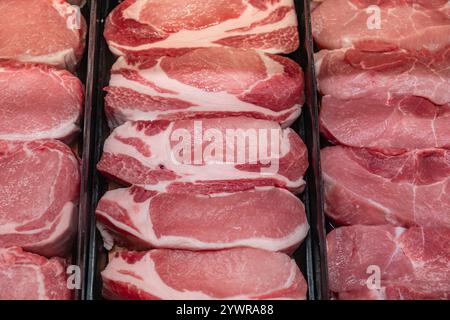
xmin=0 ymin=0 xmax=86 ymax=300
xmin=96 ymin=0 xmax=310 ymax=300
xmin=311 ymin=0 xmax=450 ymax=300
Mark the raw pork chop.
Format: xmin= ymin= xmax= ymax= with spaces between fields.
xmin=0 ymin=0 xmax=87 ymax=70
xmin=0 ymin=61 xmax=84 ymax=143
xmin=96 ymin=186 xmax=309 ymax=252
xmin=0 ymin=247 xmax=72 ymax=300
xmin=320 ymin=95 xmax=450 ymax=150
xmin=327 ymin=225 xmax=450 ymax=300
xmin=104 ymin=0 xmax=299 ymax=56
xmin=315 ymin=47 xmax=450 ymax=105
xmin=321 ymin=146 xmax=450 ymax=228
xmin=105 ymin=47 xmax=304 ymax=127
xmin=0 ymin=140 xmax=80 ymax=257
xmin=97 ymin=118 xmax=309 ymax=194
xmin=102 ymin=248 xmax=307 ymax=300
xmin=312 ymin=0 xmax=450 ymax=52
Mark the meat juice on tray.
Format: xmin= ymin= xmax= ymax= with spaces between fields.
xmin=0 ymin=0 xmax=86 ymax=300
xmin=311 ymin=0 xmax=450 ymax=300
xmin=96 ymin=0 xmax=311 ymax=300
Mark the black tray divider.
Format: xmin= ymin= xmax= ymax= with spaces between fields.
xmin=74 ymin=0 xmax=96 ymax=301
xmin=298 ymin=0 xmax=329 ymax=300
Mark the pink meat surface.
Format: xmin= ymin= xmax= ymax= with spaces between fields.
xmin=320 ymin=95 xmax=450 ymax=150
xmin=104 ymin=0 xmax=299 ymax=56
xmin=312 ymin=0 xmax=450 ymax=52
xmin=105 ymin=47 xmax=304 ymax=127
xmin=96 ymin=186 xmax=309 ymax=252
xmin=0 ymin=61 xmax=84 ymax=143
xmin=97 ymin=118 xmax=309 ymax=194
xmin=102 ymin=248 xmax=307 ymax=300
xmin=315 ymin=47 xmax=450 ymax=105
xmin=0 ymin=247 xmax=72 ymax=300
xmin=321 ymin=146 xmax=450 ymax=228
xmin=0 ymin=140 xmax=80 ymax=257
xmin=327 ymin=225 xmax=450 ymax=300
xmin=0 ymin=0 xmax=87 ymax=70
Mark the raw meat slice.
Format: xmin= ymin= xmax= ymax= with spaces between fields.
xmin=321 ymin=146 xmax=450 ymax=228
xmin=327 ymin=225 xmax=450 ymax=300
xmin=0 ymin=247 xmax=72 ymax=300
xmin=104 ymin=0 xmax=300 ymax=56
xmin=315 ymin=47 xmax=450 ymax=105
xmin=97 ymin=118 xmax=309 ymax=194
xmin=0 ymin=140 xmax=80 ymax=257
xmin=0 ymin=61 xmax=84 ymax=143
xmin=96 ymin=186 xmax=309 ymax=252
xmin=105 ymin=47 xmax=304 ymax=128
xmin=0 ymin=0 xmax=87 ymax=70
xmin=102 ymin=248 xmax=307 ymax=300
xmin=312 ymin=0 xmax=450 ymax=52
xmin=338 ymin=286 xmax=449 ymax=300
xmin=320 ymin=95 xmax=450 ymax=150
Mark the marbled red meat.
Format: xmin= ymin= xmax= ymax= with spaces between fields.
xmin=104 ymin=0 xmax=299 ymax=56
xmin=96 ymin=186 xmax=309 ymax=252
xmin=102 ymin=248 xmax=307 ymax=300
xmin=321 ymin=146 xmax=450 ymax=228
xmin=105 ymin=47 xmax=304 ymax=127
xmin=0 ymin=0 xmax=87 ymax=70
xmin=312 ymin=0 xmax=450 ymax=52
xmin=315 ymin=47 xmax=450 ymax=106
xmin=320 ymin=95 xmax=450 ymax=150
xmin=97 ymin=118 xmax=309 ymax=194
xmin=0 ymin=140 xmax=80 ymax=257
xmin=0 ymin=247 xmax=72 ymax=300
xmin=0 ymin=61 xmax=84 ymax=143
xmin=327 ymin=225 xmax=450 ymax=300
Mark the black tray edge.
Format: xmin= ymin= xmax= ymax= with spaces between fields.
xmin=75 ymin=0 xmax=98 ymax=301
xmin=300 ymin=0 xmax=329 ymax=300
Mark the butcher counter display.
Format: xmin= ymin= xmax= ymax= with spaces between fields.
xmin=312 ymin=0 xmax=450 ymax=299
xmin=0 ymin=0 xmax=89 ymax=300
xmin=0 ymin=0 xmax=448 ymax=301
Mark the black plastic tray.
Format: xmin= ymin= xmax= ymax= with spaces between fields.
xmin=73 ymin=0 xmax=96 ymax=300
xmin=84 ymin=0 xmax=328 ymax=300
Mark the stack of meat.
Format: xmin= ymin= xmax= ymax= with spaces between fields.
xmin=312 ymin=0 xmax=450 ymax=300
xmin=0 ymin=0 xmax=86 ymax=300
xmin=97 ymin=0 xmax=309 ymax=300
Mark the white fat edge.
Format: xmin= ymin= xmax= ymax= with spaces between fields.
xmin=259 ymin=51 xmax=286 ymax=79
xmin=115 ymin=0 xmax=297 ymax=51
xmin=109 ymin=58 xmax=300 ymax=118
xmin=282 ymin=106 xmax=302 ymax=127
xmin=104 ymin=121 xmax=303 ymax=188
xmin=0 ymin=122 xmax=80 ymax=141
xmin=2 ymin=48 xmax=76 ymax=70
xmin=20 ymin=202 xmax=76 ymax=253
xmin=200 ymin=186 xmax=280 ymax=198
xmin=156 ymin=222 xmax=309 ymax=252
xmin=394 ymin=226 xmax=407 ymax=239
xmin=33 ymin=265 xmax=48 ymax=300
xmin=52 ymin=0 xmax=83 ymax=30
xmin=97 ymin=187 xmax=156 ymax=246
xmin=314 ymin=53 xmax=323 ymax=76
xmin=98 ymin=190 xmax=309 ymax=251
xmin=97 ymin=223 xmax=115 ymax=251
xmin=394 ymin=226 xmax=425 ymax=270
xmin=114 ymin=105 xmax=300 ymax=128
xmin=103 ymin=251 xmax=302 ymax=300
xmin=103 ymin=253 xmax=216 ymax=299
